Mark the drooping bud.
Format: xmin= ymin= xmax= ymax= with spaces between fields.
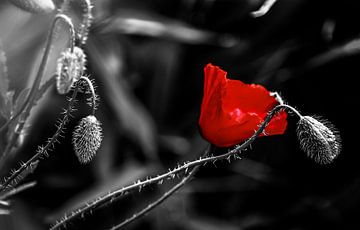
xmin=296 ymin=116 xmax=341 ymax=164
xmin=56 ymin=46 xmax=86 ymax=94
xmin=9 ymin=0 xmax=55 ymax=13
xmin=72 ymin=115 xmax=102 ymax=164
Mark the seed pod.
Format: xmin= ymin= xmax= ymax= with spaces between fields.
xmin=72 ymin=115 xmax=102 ymax=164
xmin=296 ymin=116 xmax=341 ymax=164
xmin=9 ymin=0 xmax=55 ymax=13
xmin=56 ymin=46 xmax=86 ymax=94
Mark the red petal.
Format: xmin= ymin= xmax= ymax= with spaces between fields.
xmin=199 ymin=63 xmax=288 ymax=147
xmin=210 ymin=113 xmax=263 ymax=147
xmin=202 ymin=63 xmax=226 ymax=107
xmin=199 ymin=64 xmax=227 ymax=125
xmin=224 ymin=79 xmax=278 ymax=115
xmin=263 ymin=110 xmax=288 ymax=136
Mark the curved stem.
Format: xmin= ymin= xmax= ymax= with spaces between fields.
xmin=0 ymin=15 xmax=74 ymax=135
xmin=110 ymin=161 xmax=204 ymax=230
xmin=0 ymin=14 xmax=75 ymax=165
xmin=251 ymin=0 xmax=278 ymax=18
xmin=280 ymin=104 xmax=302 ymax=118
xmin=65 ymin=17 xmax=76 ymax=53
xmin=58 ymin=0 xmax=92 ymax=46
xmin=50 ymin=103 xmax=300 ymax=230
xmin=0 ymin=76 xmax=57 ymax=137
xmin=0 ymin=84 xmax=80 ymax=192
xmin=80 ymin=76 xmax=96 ymax=115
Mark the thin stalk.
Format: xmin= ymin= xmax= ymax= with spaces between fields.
xmin=0 ymin=76 xmax=56 ymax=136
xmin=0 ymin=85 xmax=80 ymax=192
xmin=280 ymin=104 xmax=302 ymax=118
xmin=0 ymin=76 xmax=56 ymax=172
xmin=0 ymin=181 xmax=36 ymax=200
xmin=0 ymin=14 xmax=75 ymax=164
xmin=79 ymin=76 xmax=96 ymax=115
xmin=111 ymin=164 xmax=202 ymax=230
xmin=50 ymin=104 xmax=301 ymax=230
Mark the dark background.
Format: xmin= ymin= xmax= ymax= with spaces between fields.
xmin=0 ymin=0 xmax=359 ymax=229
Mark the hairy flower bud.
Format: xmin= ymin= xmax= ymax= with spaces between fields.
xmin=72 ymin=115 xmax=102 ymax=164
xmin=296 ymin=116 xmax=341 ymax=164
xmin=9 ymin=0 xmax=55 ymax=13
xmin=56 ymin=46 xmax=86 ymax=94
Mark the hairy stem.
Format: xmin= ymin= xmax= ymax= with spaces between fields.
xmin=0 ymin=14 xmax=75 ymax=166
xmin=110 ymin=171 xmax=196 ymax=229
xmin=50 ymin=104 xmax=299 ymax=230
xmin=79 ymin=76 xmax=96 ymax=115
xmin=0 ymin=76 xmax=56 ymax=172
xmin=109 ymin=146 xmax=210 ymax=230
xmin=0 ymin=84 xmax=80 ymax=192
xmin=0 ymin=181 xmax=36 ymax=200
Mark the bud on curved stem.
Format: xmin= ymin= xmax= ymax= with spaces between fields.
xmin=0 ymin=14 xmax=75 ymax=135
xmin=56 ymin=46 xmax=86 ymax=94
xmin=297 ymin=116 xmax=341 ymax=164
xmin=60 ymin=0 xmax=93 ymax=45
xmin=0 ymin=14 xmax=76 ymax=166
xmin=72 ymin=115 xmax=102 ymax=164
xmin=71 ymin=76 xmax=101 ymax=164
xmin=0 ymin=82 xmax=81 ymax=192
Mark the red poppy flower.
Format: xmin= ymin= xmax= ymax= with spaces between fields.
xmin=199 ymin=63 xmax=287 ymax=147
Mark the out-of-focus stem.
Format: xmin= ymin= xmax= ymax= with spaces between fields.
xmin=0 ymin=83 xmax=80 ymax=192
xmin=0 ymin=14 xmax=75 ymax=168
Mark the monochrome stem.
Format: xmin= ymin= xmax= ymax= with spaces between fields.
xmin=110 ymin=161 xmax=204 ymax=230
xmin=50 ymin=103 xmax=301 ymax=230
xmin=0 ymin=14 xmax=75 ymax=167
xmin=80 ymin=76 xmax=96 ymax=115
xmin=0 ymin=83 xmax=80 ymax=192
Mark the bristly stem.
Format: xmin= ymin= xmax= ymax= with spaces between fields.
xmin=0 ymin=14 xmax=75 ymax=166
xmin=280 ymin=104 xmax=302 ymax=118
xmin=110 ymin=167 xmax=201 ymax=230
xmin=0 ymin=181 xmax=36 ymax=200
xmin=50 ymin=103 xmax=302 ymax=230
xmin=80 ymin=76 xmax=96 ymax=115
xmin=109 ymin=146 xmax=210 ymax=230
xmin=0 ymin=83 xmax=81 ymax=192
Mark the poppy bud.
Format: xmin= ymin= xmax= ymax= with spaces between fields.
xmin=56 ymin=46 xmax=86 ymax=94
xmin=296 ymin=116 xmax=341 ymax=164
xmin=9 ymin=0 xmax=55 ymax=13
xmin=72 ymin=115 xmax=102 ymax=164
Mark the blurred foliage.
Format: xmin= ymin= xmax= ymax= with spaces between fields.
xmin=0 ymin=0 xmax=360 ymax=229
